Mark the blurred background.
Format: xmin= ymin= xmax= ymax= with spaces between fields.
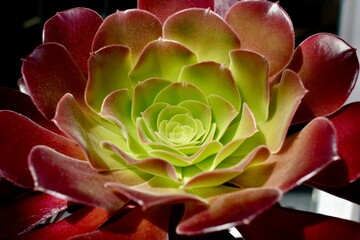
xmin=1 ymin=0 xmax=359 ymax=223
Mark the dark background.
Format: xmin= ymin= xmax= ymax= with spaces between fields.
xmin=2 ymin=0 xmax=340 ymax=89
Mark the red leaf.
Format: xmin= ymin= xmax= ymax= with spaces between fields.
xmin=0 ymin=193 xmax=68 ymax=238
xmin=177 ymin=188 xmax=281 ymax=235
xmin=307 ymin=102 xmax=360 ymax=204
xmin=29 ymin=146 xmax=127 ymax=211
xmin=238 ymin=205 xmax=360 ymax=240
xmin=0 ymin=86 xmax=60 ymax=134
xmin=92 ymin=9 xmax=162 ymax=64
xmin=232 ymin=118 xmax=338 ymax=192
xmin=15 ymin=207 xmax=110 ymax=240
xmin=138 ymin=0 xmax=214 ymax=23
xmin=289 ymin=33 xmax=359 ymax=123
xmin=71 ymin=205 xmax=170 ymax=240
xmin=43 ymin=7 xmax=103 ymax=75
xmin=0 ymin=111 xmax=85 ymax=188
xmin=225 ymin=1 xmax=295 ymax=77
xmin=22 ymin=43 xmax=87 ymax=120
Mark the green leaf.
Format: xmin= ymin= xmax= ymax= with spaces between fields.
xmin=129 ymin=39 xmax=197 ymax=84
xmin=164 ymin=8 xmax=240 ymax=65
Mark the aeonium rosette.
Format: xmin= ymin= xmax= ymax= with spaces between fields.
xmin=1 ymin=0 xmax=360 ymax=239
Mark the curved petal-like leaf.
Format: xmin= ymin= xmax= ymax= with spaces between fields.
xmin=0 ymin=193 xmax=68 ymax=238
xmin=92 ymin=9 xmax=162 ymax=64
xmin=138 ymin=0 xmax=214 ymax=23
xmin=102 ymin=141 xmax=178 ymax=181
xmin=179 ymin=61 xmax=241 ymax=111
xmin=238 ymin=205 xmax=360 ymax=240
xmin=22 ymin=43 xmax=87 ymax=119
xmin=132 ymin=78 xmax=172 ymax=121
xmin=150 ymin=141 xmax=223 ymax=167
xmin=86 ymin=45 xmax=132 ymax=112
xmin=177 ymin=188 xmax=281 ymax=235
xmin=53 ymin=94 xmax=128 ymax=170
xmin=106 ymin=177 xmax=207 ymax=210
xmin=0 ymin=87 xmax=60 ymax=133
xmin=16 ymin=207 xmax=110 ymax=240
xmin=225 ymin=1 xmax=294 ymax=76
xmin=258 ymin=69 xmax=307 ymax=152
xmin=164 ymin=8 xmax=240 ymax=65
xmin=29 ymin=145 xmax=145 ymax=211
xmin=183 ymin=146 xmax=269 ymax=189
xmin=208 ymin=95 xmax=238 ymax=141
xmin=43 ymin=7 xmax=103 ymax=75
xmin=329 ymin=102 xmax=360 ymax=182
xmin=233 ymin=118 xmax=339 ymax=192
xmin=229 ymin=50 xmax=269 ymax=123
xmin=289 ymin=33 xmax=359 ymax=123
xmin=155 ymin=82 xmax=208 ymax=106
xmin=309 ymin=102 xmax=360 ymax=187
xmin=129 ymin=39 xmax=197 ymax=84
xmin=0 ymin=110 xmax=85 ymax=188
xmin=71 ymin=205 xmax=170 ymax=240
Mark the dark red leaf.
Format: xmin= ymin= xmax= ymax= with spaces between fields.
xmin=43 ymin=8 xmax=103 ymax=75
xmin=0 ymin=193 xmax=68 ymax=238
xmin=0 ymin=86 xmax=60 ymax=134
xmin=0 ymin=110 xmax=85 ymax=188
xmin=15 ymin=207 xmax=110 ymax=240
xmin=138 ymin=0 xmax=214 ymax=23
xmin=22 ymin=43 xmax=87 ymax=120
xmin=289 ymin=33 xmax=359 ymax=123
xmin=238 ymin=205 xmax=360 ymax=240
xmin=71 ymin=205 xmax=170 ymax=239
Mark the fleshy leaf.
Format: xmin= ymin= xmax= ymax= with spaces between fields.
xmin=229 ymin=49 xmax=269 ymax=123
xmin=101 ymin=89 xmax=148 ymax=155
xmin=214 ymin=103 xmax=258 ymax=167
xmin=183 ymin=146 xmax=270 ymax=189
xmin=43 ymin=7 xmax=103 ymax=75
xmin=132 ymin=78 xmax=171 ymax=121
xmin=225 ymin=1 xmax=294 ymax=76
xmin=232 ymin=117 xmax=339 ymax=192
xmin=92 ymin=9 xmax=162 ymax=64
xmin=178 ymin=100 xmax=212 ymax=139
xmin=29 ymin=145 xmax=146 ymax=211
xmin=0 ymin=87 xmax=60 ymax=134
xmin=71 ymin=205 xmax=170 ymax=240
xmin=164 ymin=8 xmax=240 ymax=65
xmin=138 ymin=0 xmax=214 ymax=23
xmin=258 ymin=69 xmax=307 ymax=152
xmin=129 ymin=39 xmax=197 ymax=84
xmin=22 ymin=43 xmax=87 ymax=119
xmin=289 ymin=33 xmax=359 ymax=123
xmin=310 ymin=102 xmax=360 ymax=186
xmin=102 ymin=141 xmax=178 ymax=181
xmin=106 ymin=177 xmax=207 ymax=210
xmin=53 ymin=94 xmax=128 ymax=170
xmin=239 ymin=205 xmax=360 ymax=240
xmin=155 ymin=82 xmax=208 ymax=105
xmin=208 ymin=95 xmax=238 ymax=141
xmin=179 ymin=61 xmax=241 ymax=111
xmin=86 ymin=45 xmax=132 ymax=112
xmin=177 ymin=188 xmax=281 ymax=235
xmin=220 ymin=103 xmax=257 ymax=145
xmin=149 ymin=141 xmax=223 ymax=167
xmin=0 ymin=193 xmax=68 ymax=238
xmin=0 ymin=110 xmax=85 ymax=188
xmin=16 ymin=207 xmax=110 ymax=240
